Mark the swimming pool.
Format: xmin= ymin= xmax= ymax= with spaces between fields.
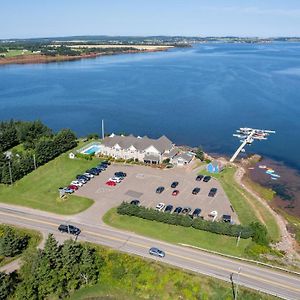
xmin=81 ymin=144 xmax=102 ymax=155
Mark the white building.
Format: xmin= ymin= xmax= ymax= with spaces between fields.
xmin=100 ymin=134 xmax=177 ymax=164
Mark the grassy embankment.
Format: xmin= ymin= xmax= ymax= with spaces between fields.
xmin=70 ymin=243 xmax=276 ymax=300
xmin=0 ymin=49 xmax=34 ymax=57
xmin=0 ymin=225 xmax=41 ymax=268
xmin=104 ymin=166 xmax=280 ymax=258
xmin=0 ymin=143 xmax=100 ymax=215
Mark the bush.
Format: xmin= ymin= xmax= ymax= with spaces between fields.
xmin=249 ymin=222 xmax=269 ymax=246
xmin=117 ymin=202 xmax=253 ymax=239
xmin=75 ymin=153 xmax=93 ymax=160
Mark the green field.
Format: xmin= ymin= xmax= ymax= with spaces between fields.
xmin=0 ymin=49 xmax=34 ymax=57
xmin=0 ymin=149 xmax=101 ymax=215
xmin=70 ymin=243 xmax=276 ymax=300
xmin=201 ymin=167 xmax=280 ymax=242
xmin=104 ymin=208 xmax=252 ymax=257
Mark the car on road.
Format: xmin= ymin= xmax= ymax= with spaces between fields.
xmin=155 ymin=203 xmax=165 ymax=211
xmin=115 ymin=171 xmax=127 ymax=178
xmin=191 ymin=208 xmax=202 ymax=218
xmin=208 ymin=188 xmax=218 ymax=197
xmin=68 ymin=184 xmax=78 ymax=191
xmin=70 ymin=180 xmax=83 ymax=187
xmin=106 ymin=180 xmax=116 ymax=186
xmin=192 ymin=187 xmax=200 ymax=195
xmin=149 ymin=247 xmax=165 ymax=258
xmin=130 ymin=199 xmax=140 ymax=206
xmin=196 ymin=175 xmax=204 ymax=181
xmin=172 ymin=190 xmax=179 ymax=196
xmin=181 ymin=207 xmax=192 ymax=215
xmin=203 ymin=175 xmax=211 ymax=182
xmin=164 ymin=205 xmax=173 ymax=213
xmin=156 ymin=186 xmax=165 ymax=194
xmin=173 ymin=207 xmax=182 ymax=214
xmin=171 ymin=181 xmax=179 ymax=188
xmin=58 ymin=224 xmax=81 ymax=235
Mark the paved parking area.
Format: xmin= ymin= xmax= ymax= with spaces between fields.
xmin=74 ymin=164 xmax=239 ymax=225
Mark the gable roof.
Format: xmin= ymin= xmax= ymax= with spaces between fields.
xmin=102 ymin=134 xmax=173 ymax=153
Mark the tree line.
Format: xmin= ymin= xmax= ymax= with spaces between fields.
xmin=0 ymin=120 xmax=77 ymax=184
xmin=117 ymin=202 xmax=270 ymax=244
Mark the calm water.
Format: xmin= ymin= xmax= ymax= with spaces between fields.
xmin=1 ymin=43 xmax=300 ymax=170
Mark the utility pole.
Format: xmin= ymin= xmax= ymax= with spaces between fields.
xmin=234 ymin=267 xmax=242 ymax=300
xmin=33 ymin=154 xmax=37 ymax=170
xmin=8 ymin=160 xmax=13 ymax=185
xmin=101 ymin=119 xmax=104 ymax=140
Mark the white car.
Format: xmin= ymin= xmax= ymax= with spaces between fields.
xmin=155 ymin=203 xmax=165 ymax=211
xmin=109 ymin=177 xmax=121 ymax=183
xmin=84 ymin=172 xmax=94 ymax=178
xmin=71 ymin=181 xmax=83 ymax=187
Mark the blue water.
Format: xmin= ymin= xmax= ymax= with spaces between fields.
xmin=0 ymin=43 xmax=300 ymax=170
xmin=83 ymin=145 xmax=102 ymax=154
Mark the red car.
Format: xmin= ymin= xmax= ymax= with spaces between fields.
xmin=172 ymin=190 xmax=179 ymax=196
xmin=68 ymin=185 xmax=78 ymax=191
xmin=106 ymin=180 xmax=116 ymax=186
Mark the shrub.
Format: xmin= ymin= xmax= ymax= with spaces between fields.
xmin=117 ymin=202 xmax=253 ymax=239
xmin=249 ymin=222 xmax=269 ymax=245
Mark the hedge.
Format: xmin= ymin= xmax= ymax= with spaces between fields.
xmin=117 ymin=202 xmax=254 ymax=239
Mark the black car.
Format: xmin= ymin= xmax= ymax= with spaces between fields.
xmin=86 ymin=169 xmax=100 ymax=176
xmin=76 ymin=174 xmax=90 ymax=181
xmin=196 ymin=175 xmax=204 ymax=181
xmin=191 ymin=208 xmax=202 ymax=218
xmin=156 ymin=186 xmax=165 ymax=194
xmin=115 ymin=171 xmax=127 ymax=178
xmin=181 ymin=207 xmax=192 ymax=215
xmin=96 ymin=165 xmax=106 ymax=171
xmin=164 ymin=205 xmax=173 ymax=213
xmin=98 ymin=163 xmax=107 ymax=169
xmin=171 ymin=181 xmax=179 ymax=188
xmin=101 ymin=160 xmax=111 ymax=165
xmin=192 ymin=187 xmax=200 ymax=195
xmin=208 ymin=188 xmax=218 ymax=197
xmin=223 ymin=215 xmax=232 ymax=223
xmin=203 ymin=176 xmax=211 ymax=183
xmin=173 ymin=207 xmax=182 ymax=214
xmin=58 ymin=224 xmax=81 ymax=235
xmin=130 ymin=199 xmax=140 ymax=206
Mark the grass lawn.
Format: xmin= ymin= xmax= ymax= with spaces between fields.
xmin=1 ymin=49 xmax=34 ymax=57
xmin=70 ymin=243 xmax=276 ymax=300
xmin=0 ymin=147 xmax=102 ymax=215
xmin=201 ymin=167 xmax=280 ymax=242
xmin=103 ymin=208 xmax=252 ymax=257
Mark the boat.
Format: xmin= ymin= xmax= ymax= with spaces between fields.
xmin=271 ymin=173 xmax=280 ymax=178
xmin=259 ymin=165 xmax=267 ymax=169
xmin=271 ymin=177 xmax=278 ymax=180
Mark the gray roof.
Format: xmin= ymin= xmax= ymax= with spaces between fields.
xmin=144 ymin=154 xmax=160 ymax=161
xmin=102 ymin=134 xmax=173 ymax=153
xmin=163 ymin=147 xmax=179 ymax=158
xmin=173 ymin=152 xmax=194 ymax=162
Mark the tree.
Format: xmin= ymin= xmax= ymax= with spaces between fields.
xmin=0 ymin=271 xmax=16 ymax=300
xmin=195 ymin=147 xmax=204 ymax=161
xmin=0 ymin=225 xmax=29 ymax=257
xmin=249 ymin=222 xmax=269 ymax=246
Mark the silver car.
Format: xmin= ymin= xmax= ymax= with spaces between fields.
xmin=149 ymin=247 xmax=165 ymax=258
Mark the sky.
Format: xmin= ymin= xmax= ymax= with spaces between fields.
xmin=1 ymin=0 xmax=300 ymax=39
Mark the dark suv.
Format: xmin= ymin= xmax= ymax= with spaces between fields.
xmin=156 ymin=186 xmax=165 ymax=194
xmin=58 ymin=224 xmax=81 ymax=235
xmin=208 ymin=188 xmax=218 ymax=197
xmin=171 ymin=181 xmax=179 ymax=188
xmin=115 ymin=171 xmax=127 ymax=178
xmin=203 ymin=176 xmax=211 ymax=183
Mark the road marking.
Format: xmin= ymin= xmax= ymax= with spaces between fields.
xmin=1 ymin=210 xmax=300 ymax=293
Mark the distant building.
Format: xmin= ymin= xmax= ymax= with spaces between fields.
xmin=206 ymin=160 xmax=224 ymax=173
xmin=171 ymin=152 xmax=195 ymax=166
xmin=100 ymin=134 xmax=176 ymax=164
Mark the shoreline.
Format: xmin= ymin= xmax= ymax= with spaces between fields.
xmin=0 ymin=47 xmax=172 ymax=66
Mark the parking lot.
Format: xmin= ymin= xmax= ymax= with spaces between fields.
xmin=74 ymin=163 xmax=239 ymax=225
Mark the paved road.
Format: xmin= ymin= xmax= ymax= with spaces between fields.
xmin=0 ymin=205 xmax=300 ymax=300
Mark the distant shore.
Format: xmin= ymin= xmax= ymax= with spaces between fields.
xmin=0 ymin=45 xmax=173 ymax=66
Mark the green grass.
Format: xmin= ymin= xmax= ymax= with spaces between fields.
xmin=0 ymin=49 xmax=34 ymax=57
xmin=201 ymin=167 xmax=280 ymax=242
xmin=70 ymin=243 xmax=276 ymax=300
xmin=0 ymin=146 xmax=101 ymax=215
xmin=103 ymin=208 xmax=252 ymax=258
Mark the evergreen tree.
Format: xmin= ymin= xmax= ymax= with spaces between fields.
xmin=0 ymin=271 xmax=16 ymax=300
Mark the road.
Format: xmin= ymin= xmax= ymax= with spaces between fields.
xmin=0 ymin=204 xmax=300 ymax=300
